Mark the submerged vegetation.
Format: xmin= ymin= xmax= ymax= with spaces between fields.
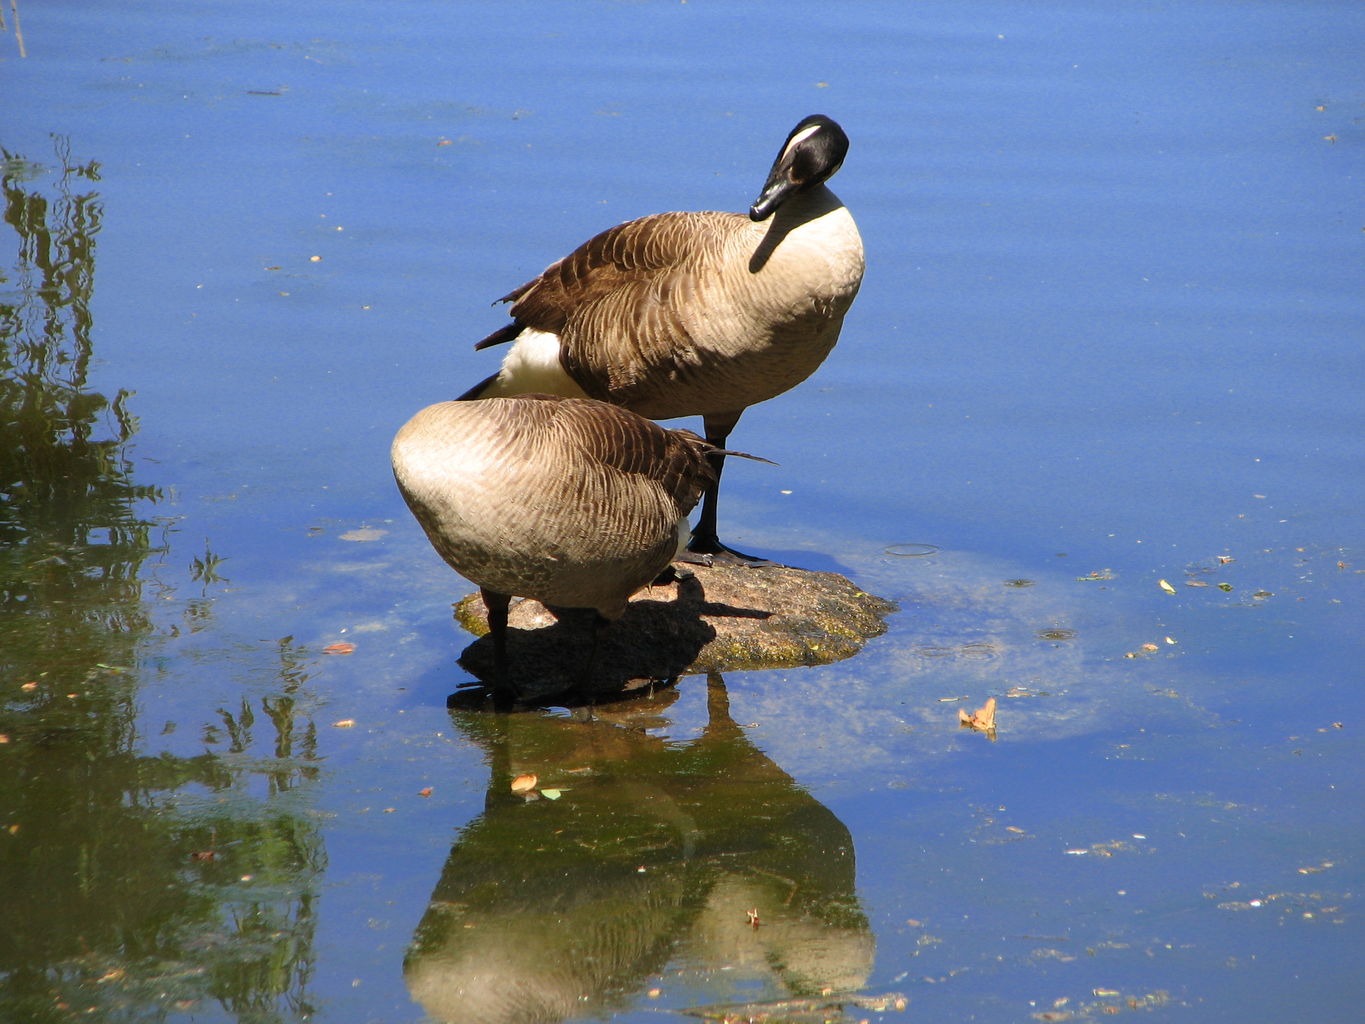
xmin=0 ymin=139 xmax=324 ymax=1024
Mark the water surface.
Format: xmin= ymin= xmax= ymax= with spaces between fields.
xmin=3 ymin=2 xmax=1362 ymax=1022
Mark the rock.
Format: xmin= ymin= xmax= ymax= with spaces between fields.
xmin=451 ymin=564 xmax=897 ymax=703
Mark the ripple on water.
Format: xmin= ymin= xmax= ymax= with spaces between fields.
xmin=883 ymin=542 xmax=940 ymax=558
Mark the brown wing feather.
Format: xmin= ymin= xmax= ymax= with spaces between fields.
xmin=505 ymin=212 xmax=726 ymax=325
xmin=487 ymin=212 xmax=747 ymax=397
xmin=547 ymin=397 xmax=716 ymax=516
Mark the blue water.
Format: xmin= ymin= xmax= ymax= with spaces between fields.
xmin=3 ymin=2 xmax=1362 ymax=1022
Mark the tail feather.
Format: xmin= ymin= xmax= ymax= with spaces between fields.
xmin=473 ymin=323 xmax=521 ymax=351
xmin=457 ymin=371 xmax=503 ymax=401
xmin=708 ymin=447 xmax=777 ymax=466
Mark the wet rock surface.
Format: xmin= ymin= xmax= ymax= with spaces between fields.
xmin=451 ymin=564 xmax=897 ymax=704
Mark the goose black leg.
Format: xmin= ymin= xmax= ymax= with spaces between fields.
xmin=480 ymin=588 xmax=520 ymax=709
xmin=683 ymin=411 xmax=773 ymax=566
xmin=575 ymin=612 xmax=612 ymax=694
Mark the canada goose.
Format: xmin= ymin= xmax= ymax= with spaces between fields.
xmin=460 ymin=114 xmax=864 ymax=564
xmin=392 ymin=394 xmax=722 ymax=700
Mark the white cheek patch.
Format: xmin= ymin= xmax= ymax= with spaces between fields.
xmin=780 ymin=123 xmax=823 ymax=161
xmin=488 ymin=329 xmax=590 ymax=398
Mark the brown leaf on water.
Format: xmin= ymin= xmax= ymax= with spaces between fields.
xmin=332 ymin=719 xmax=356 ymax=728
xmin=511 ymin=773 xmax=538 ymax=795
xmin=323 ymin=642 xmax=356 ymax=655
xmin=959 ymin=697 xmax=997 ymax=736
xmin=418 ymin=787 xmax=433 ymax=798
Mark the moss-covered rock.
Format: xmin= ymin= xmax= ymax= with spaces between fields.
xmin=452 ymin=564 xmax=896 ymax=702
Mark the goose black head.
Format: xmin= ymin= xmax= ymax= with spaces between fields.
xmin=749 ymin=114 xmax=850 ymax=222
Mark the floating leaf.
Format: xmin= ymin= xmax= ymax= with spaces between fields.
xmin=1158 ymin=579 xmax=1176 ymax=595
xmin=332 ymin=719 xmax=356 ymax=728
xmin=510 ymin=773 xmax=538 ymax=794
xmin=540 ymin=788 xmax=563 ymax=800
xmin=323 ymin=642 xmax=356 ymax=655
xmin=959 ymin=697 xmax=997 ymax=736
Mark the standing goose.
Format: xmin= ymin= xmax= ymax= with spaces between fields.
xmin=392 ymin=394 xmax=722 ymax=701
xmin=460 ymin=114 xmax=864 ymax=564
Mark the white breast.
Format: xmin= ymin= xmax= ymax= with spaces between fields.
xmin=485 ymin=328 xmax=590 ymax=400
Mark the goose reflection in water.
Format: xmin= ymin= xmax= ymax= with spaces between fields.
xmin=404 ymin=675 xmax=872 ymax=1023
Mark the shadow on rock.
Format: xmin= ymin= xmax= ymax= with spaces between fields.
xmin=452 ymin=564 xmax=896 ymax=706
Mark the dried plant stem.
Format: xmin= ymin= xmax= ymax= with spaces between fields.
xmin=8 ymin=0 xmax=26 ymax=58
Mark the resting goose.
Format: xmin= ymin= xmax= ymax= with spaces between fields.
xmin=460 ymin=114 xmax=864 ymax=564
xmin=392 ymin=394 xmax=722 ymax=700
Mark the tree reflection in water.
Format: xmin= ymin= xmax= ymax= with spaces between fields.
xmin=0 ymin=139 xmax=322 ymax=1023
xmin=407 ymin=674 xmax=873 ymax=1024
